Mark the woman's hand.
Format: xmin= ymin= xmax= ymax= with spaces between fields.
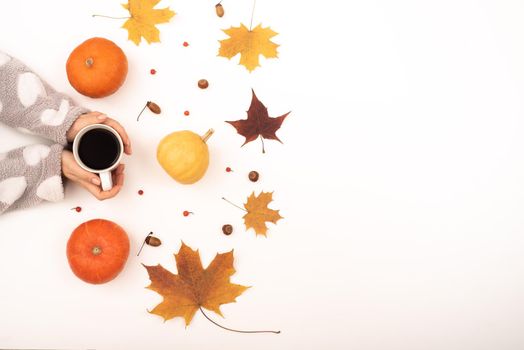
xmin=62 ymin=150 xmax=125 ymax=200
xmin=66 ymin=112 xmax=132 ymax=155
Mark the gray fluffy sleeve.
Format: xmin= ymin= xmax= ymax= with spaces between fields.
xmin=0 ymin=50 xmax=89 ymax=144
xmin=0 ymin=144 xmax=65 ymax=215
xmin=0 ymin=50 xmax=89 ymax=214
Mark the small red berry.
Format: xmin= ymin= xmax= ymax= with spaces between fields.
xmin=184 ymin=110 xmax=190 ymax=116
xmin=150 ymin=69 xmax=156 ymax=75
xmin=138 ymin=190 xmax=144 ymax=195
xmin=71 ymin=206 xmax=82 ymax=213
xmin=226 ymin=167 xmax=232 ymax=172
xmin=183 ymin=210 xmax=193 ymax=217
xmin=183 ymin=41 xmax=189 ymax=47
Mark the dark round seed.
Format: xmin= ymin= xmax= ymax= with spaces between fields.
xmin=248 ymin=171 xmax=259 ymax=182
xmin=146 ymin=101 xmax=161 ymax=114
xmin=222 ymin=224 xmax=233 ymax=235
xmin=198 ymin=79 xmax=209 ymax=89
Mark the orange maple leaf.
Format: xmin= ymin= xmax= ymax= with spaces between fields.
xmin=218 ymin=23 xmax=279 ymax=72
xmin=243 ymin=191 xmax=283 ymax=236
xmin=143 ymin=242 xmax=249 ymax=325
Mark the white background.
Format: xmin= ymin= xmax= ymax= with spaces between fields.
xmin=1 ymin=0 xmax=524 ymax=349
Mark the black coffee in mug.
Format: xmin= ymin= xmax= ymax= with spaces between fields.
xmin=77 ymin=128 xmax=121 ymax=170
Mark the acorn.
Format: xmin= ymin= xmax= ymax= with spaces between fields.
xmin=215 ymin=3 xmax=224 ymax=17
xmin=137 ymin=232 xmax=162 ymax=256
xmin=137 ymin=101 xmax=161 ymax=121
xmin=146 ymin=101 xmax=161 ymax=114
xmin=248 ymin=171 xmax=259 ymax=182
xmin=145 ymin=235 xmax=162 ymax=246
xmin=198 ymin=79 xmax=209 ymax=89
xmin=222 ymin=224 xmax=233 ymax=235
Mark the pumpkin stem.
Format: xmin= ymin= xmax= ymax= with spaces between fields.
xmin=201 ymin=129 xmax=214 ymax=143
xmin=199 ymin=307 xmax=280 ymax=334
xmin=85 ymin=57 xmax=94 ymax=68
xmin=92 ymin=246 xmax=102 ymax=256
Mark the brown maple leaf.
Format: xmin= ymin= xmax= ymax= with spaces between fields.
xmin=143 ymin=242 xmax=248 ymax=326
xmin=226 ymin=89 xmax=290 ymax=153
xmin=243 ymin=191 xmax=283 ymax=236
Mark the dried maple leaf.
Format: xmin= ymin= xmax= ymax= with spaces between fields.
xmin=143 ymin=242 xmax=248 ymax=326
xmin=226 ymin=90 xmax=290 ymax=153
xmin=218 ymin=23 xmax=279 ymax=72
xmin=243 ymin=191 xmax=283 ymax=236
xmin=121 ymin=0 xmax=175 ymax=45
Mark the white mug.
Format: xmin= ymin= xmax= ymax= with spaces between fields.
xmin=72 ymin=124 xmax=124 ymax=191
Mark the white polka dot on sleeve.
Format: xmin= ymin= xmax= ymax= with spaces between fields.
xmin=40 ymin=99 xmax=70 ymax=126
xmin=0 ymin=176 xmax=27 ymax=205
xmin=23 ymin=144 xmax=51 ymax=166
xmin=36 ymin=175 xmax=63 ymax=202
xmin=17 ymin=72 xmax=47 ymax=108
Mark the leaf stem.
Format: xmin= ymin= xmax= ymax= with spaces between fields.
xmin=199 ymin=307 xmax=280 ymax=334
xmin=222 ymin=197 xmax=247 ymax=212
xmin=92 ymin=14 xmax=130 ymax=20
xmin=260 ymin=136 xmax=265 ymax=154
xmin=249 ymin=0 xmax=257 ymax=31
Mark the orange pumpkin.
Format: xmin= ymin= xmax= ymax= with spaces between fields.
xmin=67 ymin=219 xmax=130 ymax=284
xmin=66 ymin=37 xmax=128 ymax=98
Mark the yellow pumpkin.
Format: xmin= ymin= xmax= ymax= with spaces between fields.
xmin=157 ymin=129 xmax=214 ymax=184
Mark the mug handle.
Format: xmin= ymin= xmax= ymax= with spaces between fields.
xmin=99 ymin=171 xmax=113 ymax=191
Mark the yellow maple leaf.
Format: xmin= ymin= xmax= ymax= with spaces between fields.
xmin=143 ymin=242 xmax=249 ymax=326
xmin=218 ymin=23 xmax=279 ymax=72
xmin=121 ymin=0 xmax=175 ymax=45
xmin=243 ymin=191 xmax=283 ymax=236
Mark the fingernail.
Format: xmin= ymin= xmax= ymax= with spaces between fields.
xmin=97 ymin=114 xmax=107 ymax=120
xmin=91 ymin=177 xmax=101 ymax=185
